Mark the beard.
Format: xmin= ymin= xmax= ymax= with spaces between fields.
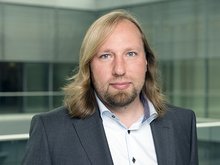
xmin=103 ymin=87 xmax=138 ymax=108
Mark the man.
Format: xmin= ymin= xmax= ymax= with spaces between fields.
xmin=22 ymin=10 xmax=198 ymax=165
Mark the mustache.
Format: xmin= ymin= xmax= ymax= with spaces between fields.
xmin=108 ymin=76 xmax=130 ymax=83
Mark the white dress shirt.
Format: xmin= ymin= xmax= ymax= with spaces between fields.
xmin=96 ymin=94 xmax=158 ymax=165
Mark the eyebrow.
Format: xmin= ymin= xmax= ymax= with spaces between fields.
xmin=98 ymin=46 xmax=142 ymax=53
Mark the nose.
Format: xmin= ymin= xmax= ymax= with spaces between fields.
xmin=112 ymin=56 xmax=126 ymax=77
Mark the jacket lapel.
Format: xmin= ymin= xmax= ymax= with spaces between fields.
xmin=72 ymin=110 xmax=113 ymax=165
xmin=151 ymin=117 xmax=176 ymax=165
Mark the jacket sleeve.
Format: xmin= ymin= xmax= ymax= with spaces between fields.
xmin=189 ymin=111 xmax=199 ymax=165
xmin=22 ymin=115 xmax=52 ymax=165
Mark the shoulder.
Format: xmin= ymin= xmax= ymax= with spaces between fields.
xmin=153 ymin=104 xmax=197 ymax=139
xmin=35 ymin=106 xmax=69 ymax=119
xmin=165 ymin=105 xmax=195 ymax=118
xmin=166 ymin=104 xmax=196 ymax=117
xmin=29 ymin=106 xmax=78 ymax=142
xmin=160 ymin=104 xmax=196 ymax=125
xmin=38 ymin=106 xmax=69 ymax=117
xmin=31 ymin=106 xmax=72 ymax=128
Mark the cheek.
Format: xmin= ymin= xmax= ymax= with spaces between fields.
xmin=129 ymin=60 xmax=147 ymax=75
xmin=128 ymin=62 xmax=147 ymax=85
xmin=91 ymin=64 xmax=110 ymax=86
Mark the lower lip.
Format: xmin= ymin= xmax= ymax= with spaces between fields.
xmin=110 ymin=83 xmax=131 ymax=90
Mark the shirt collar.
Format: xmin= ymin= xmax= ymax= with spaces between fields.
xmin=141 ymin=94 xmax=158 ymax=124
xmin=95 ymin=92 xmax=158 ymax=124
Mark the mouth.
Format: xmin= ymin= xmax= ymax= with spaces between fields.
xmin=109 ymin=82 xmax=131 ymax=90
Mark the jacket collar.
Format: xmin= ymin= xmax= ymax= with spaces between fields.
xmin=151 ymin=116 xmax=176 ymax=165
xmin=71 ymin=110 xmax=114 ymax=165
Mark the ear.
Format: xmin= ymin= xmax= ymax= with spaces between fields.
xmin=145 ymin=60 xmax=148 ymax=72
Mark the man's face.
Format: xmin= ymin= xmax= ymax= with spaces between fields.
xmin=90 ymin=20 xmax=147 ymax=108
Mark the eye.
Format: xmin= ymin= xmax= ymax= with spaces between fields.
xmin=99 ymin=53 xmax=111 ymax=59
xmin=127 ymin=51 xmax=137 ymax=57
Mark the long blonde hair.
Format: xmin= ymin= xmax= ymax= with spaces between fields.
xmin=63 ymin=10 xmax=166 ymax=118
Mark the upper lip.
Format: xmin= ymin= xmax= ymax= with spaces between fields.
xmin=109 ymin=81 xmax=131 ymax=85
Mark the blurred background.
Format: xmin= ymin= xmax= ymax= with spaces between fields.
xmin=0 ymin=0 xmax=219 ymax=164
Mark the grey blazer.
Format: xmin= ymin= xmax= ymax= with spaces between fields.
xmin=22 ymin=105 xmax=198 ymax=165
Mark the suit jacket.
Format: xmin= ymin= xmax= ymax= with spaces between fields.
xmin=22 ymin=105 xmax=198 ymax=165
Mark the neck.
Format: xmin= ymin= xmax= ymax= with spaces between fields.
xmin=109 ymin=97 xmax=144 ymax=128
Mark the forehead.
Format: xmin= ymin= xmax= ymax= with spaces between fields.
xmin=97 ymin=20 xmax=143 ymax=50
xmin=112 ymin=19 xmax=141 ymax=36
